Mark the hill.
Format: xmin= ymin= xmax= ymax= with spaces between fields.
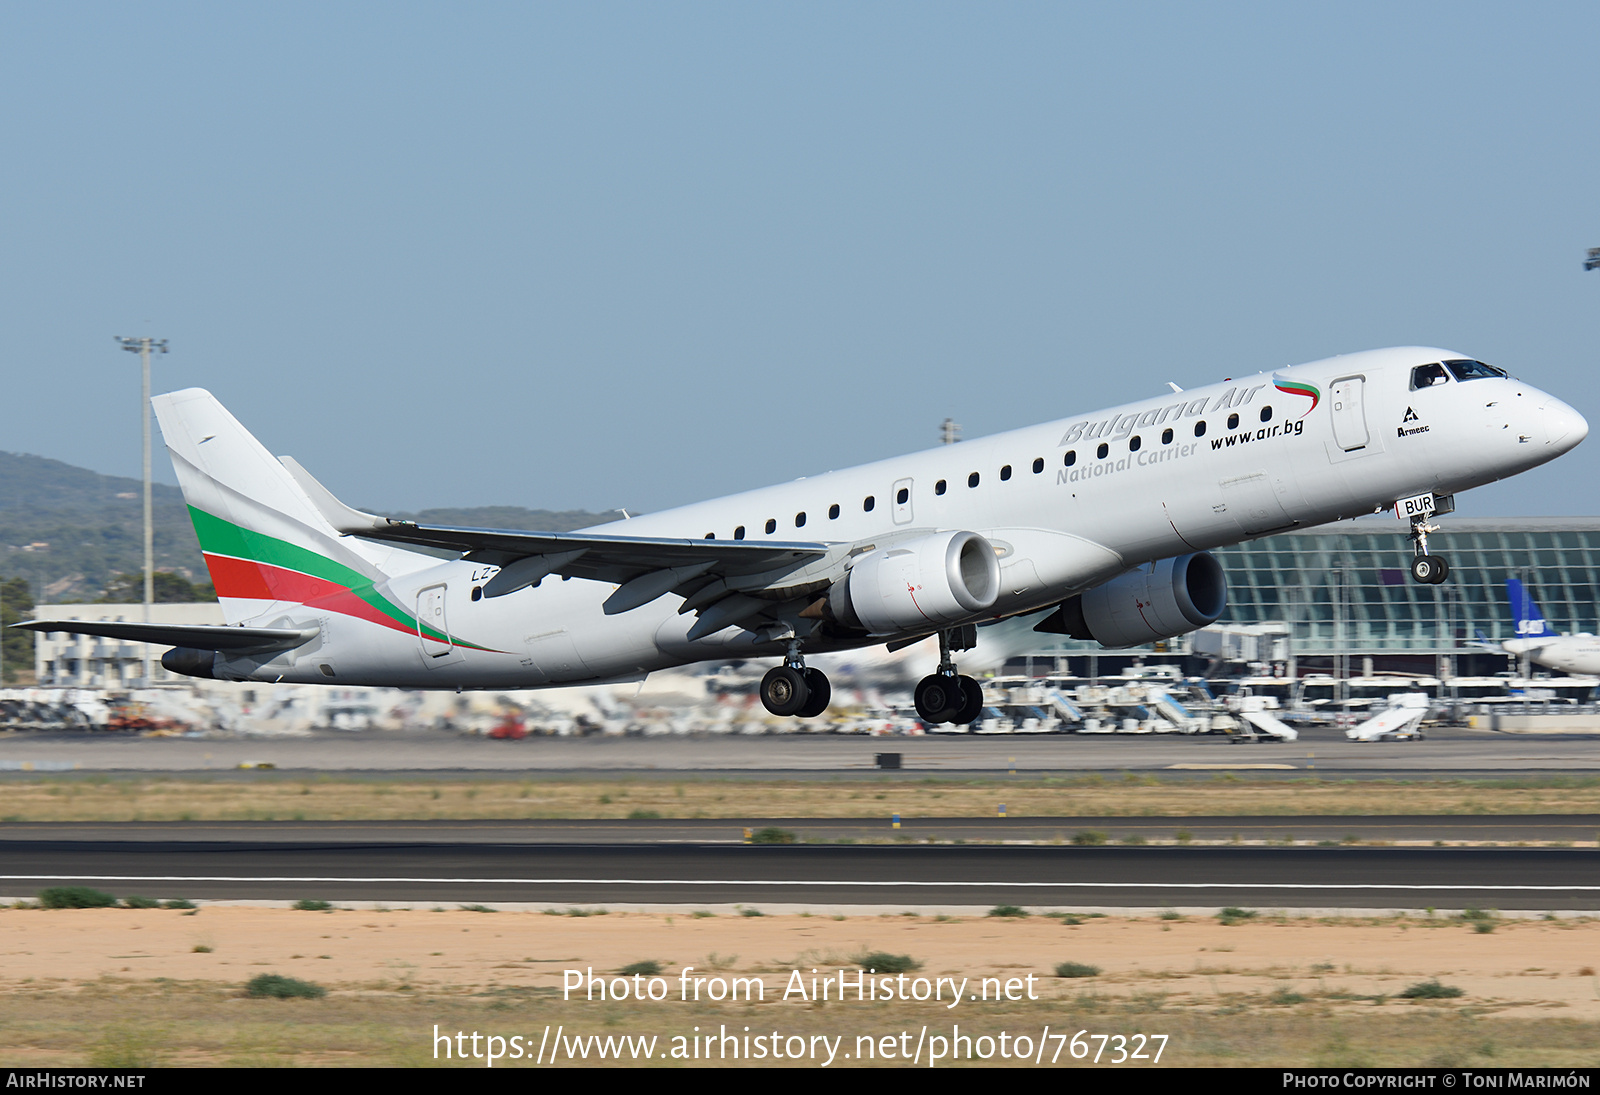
xmin=0 ymin=451 xmax=612 ymax=603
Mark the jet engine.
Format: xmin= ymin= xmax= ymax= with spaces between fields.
xmin=1036 ymin=551 xmax=1226 ymax=648
xmin=828 ymin=530 xmax=1001 ymax=635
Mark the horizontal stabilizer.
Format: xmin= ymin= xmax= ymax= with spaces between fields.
xmin=12 ymin=619 xmax=319 ymax=654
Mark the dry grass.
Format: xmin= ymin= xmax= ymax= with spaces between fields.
xmin=2 ymin=774 xmax=1599 ymax=823
xmin=2 ymin=906 xmax=1599 ymax=1067
xmin=0 ymin=975 xmax=1595 ymax=1067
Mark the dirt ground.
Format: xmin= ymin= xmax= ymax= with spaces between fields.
xmin=3 ymin=774 xmax=1600 ymax=823
xmin=2 ymin=904 xmax=1597 ymax=1067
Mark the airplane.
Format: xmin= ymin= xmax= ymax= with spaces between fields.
xmin=1498 ymin=577 xmax=1600 ymax=676
xmin=16 ymin=346 xmax=1588 ymax=726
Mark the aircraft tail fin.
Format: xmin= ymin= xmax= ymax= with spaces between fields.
xmin=1506 ymin=578 xmax=1556 ymax=638
xmin=152 ymin=388 xmax=420 ymax=625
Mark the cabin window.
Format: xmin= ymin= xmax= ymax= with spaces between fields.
xmin=828 ymin=503 xmax=840 ymax=519
xmin=1096 ymin=443 xmax=1109 ymax=459
xmin=1129 ymin=435 xmax=1141 ymax=452
xmin=471 ymin=586 xmax=482 ymax=601
xmin=935 ymin=479 xmax=947 ymax=495
xmin=795 ymin=512 xmax=806 ymax=528
xmin=863 ymin=495 xmax=875 ymax=512
xmin=1064 ymin=450 xmax=1077 ymax=467
xmin=1162 ymin=428 xmax=1173 ymax=444
xmin=999 ymin=465 xmax=1012 ymax=481
xmin=1032 ymin=457 xmax=1044 ymax=474
xmin=704 ymin=532 xmax=715 ymax=539
xmin=1227 ymin=413 xmax=1239 ymax=429
xmin=1194 ymin=421 xmax=1207 ymax=437
xmin=734 ymin=526 xmax=745 ymax=540
xmin=1260 ymin=405 xmax=1272 ymax=422
xmin=765 ymin=518 xmax=776 ymax=534
xmin=896 ymin=487 xmax=909 ymax=504
xmin=968 ymin=472 xmax=980 ymax=488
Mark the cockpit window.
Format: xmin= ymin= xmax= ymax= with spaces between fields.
xmin=1443 ymin=358 xmax=1508 ymax=381
xmin=1410 ymin=363 xmax=1450 ymax=389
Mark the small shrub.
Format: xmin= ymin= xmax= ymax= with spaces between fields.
xmin=192 ymin=944 xmax=212 ymax=953
xmin=1461 ymin=907 xmax=1494 ymax=921
xmin=619 ymin=960 xmax=661 ymax=976
xmin=1158 ymin=908 xmax=1183 ymax=921
xmin=1473 ymin=920 xmax=1495 ymax=934
xmin=749 ymin=827 xmax=796 ymax=844
xmin=740 ymin=907 xmax=764 ymax=917
xmin=161 ymin=899 xmax=196 ymax=910
xmin=88 ymin=1025 xmax=168 ymax=1067
xmin=39 ymin=887 xmax=116 ymax=909
xmin=856 ymin=952 xmax=920 ymax=973
xmin=628 ymin=809 xmax=662 ymax=820
xmin=121 ymin=896 xmax=160 ymax=909
xmin=1121 ymin=834 xmax=1147 ymax=845
xmin=1217 ymin=907 xmax=1257 ymax=926
xmin=691 ymin=910 xmax=715 ymax=918
xmin=1054 ymin=962 xmax=1101 ymax=978
xmin=246 ymin=974 xmax=326 ymax=999
xmin=1175 ymin=829 xmax=1193 ymax=844
xmin=1271 ymin=988 xmax=1308 ymax=1004
xmin=1072 ymin=830 xmax=1108 ymax=846
xmin=1399 ymin=979 xmax=1463 ymax=1000
xmin=292 ymin=899 xmax=333 ymax=912
xmin=458 ymin=904 xmax=496 ymax=913
xmin=988 ymin=905 xmax=1028 ymax=918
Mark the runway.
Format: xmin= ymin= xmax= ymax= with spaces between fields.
xmin=2 ymin=723 xmax=1599 ymax=779
xmin=4 ymin=832 xmax=1596 ymax=909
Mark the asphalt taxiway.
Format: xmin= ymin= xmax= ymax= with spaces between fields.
xmin=1 ymin=723 xmax=1598 ymax=779
xmin=3 ymin=825 xmax=1596 ymax=910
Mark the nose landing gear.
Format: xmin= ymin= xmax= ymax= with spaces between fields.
xmin=759 ymin=639 xmax=833 ymax=718
xmin=1408 ymin=513 xmax=1449 ymax=585
xmin=913 ymin=625 xmax=985 ymax=726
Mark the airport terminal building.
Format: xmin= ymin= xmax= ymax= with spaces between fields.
xmin=1032 ymin=515 xmax=1600 ymax=676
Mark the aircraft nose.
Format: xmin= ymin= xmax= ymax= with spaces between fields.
xmin=1540 ymin=397 xmax=1589 ymax=454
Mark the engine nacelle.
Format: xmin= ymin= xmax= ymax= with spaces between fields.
xmin=1039 ymin=552 xmax=1226 ymax=648
xmin=829 ymin=530 xmax=1001 ymax=635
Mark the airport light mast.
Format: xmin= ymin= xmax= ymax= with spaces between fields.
xmin=114 ymin=335 xmax=168 ymax=687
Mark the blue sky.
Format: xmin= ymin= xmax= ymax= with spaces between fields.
xmin=2 ymin=3 xmax=1596 ymax=516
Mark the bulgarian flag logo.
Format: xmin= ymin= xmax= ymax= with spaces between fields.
xmin=1273 ymin=376 xmax=1320 ymax=418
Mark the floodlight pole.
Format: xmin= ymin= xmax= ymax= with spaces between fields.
xmin=115 ymin=336 xmax=168 ymax=687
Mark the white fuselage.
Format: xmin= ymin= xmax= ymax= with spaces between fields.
xmin=1502 ymin=636 xmax=1600 ymax=676
xmin=221 ymin=346 xmax=1587 ymax=688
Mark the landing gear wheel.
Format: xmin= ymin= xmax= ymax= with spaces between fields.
xmin=760 ymin=665 xmax=810 ymax=717
xmin=951 ymin=675 xmax=985 ymax=725
xmin=1410 ymin=555 xmax=1449 ymax=584
xmin=797 ymin=668 xmax=832 ymax=719
xmin=914 ymin=674 xmax=961 ymax=724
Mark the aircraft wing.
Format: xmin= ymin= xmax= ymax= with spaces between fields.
xmin=12 ymin=619 xmax=318 ymax=654
xmin=351 ymin=522 xmax=825 ymax=578
xmin=283 ymin=455 xmax=838 ymax=614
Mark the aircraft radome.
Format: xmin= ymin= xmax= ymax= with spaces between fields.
xmin=19 ymin=348 xmax=1587 ymax=725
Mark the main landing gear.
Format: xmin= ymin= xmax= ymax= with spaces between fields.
xmin=914 ymin=625 xmax=985 ymax=727
xmin=759 ymin=639 xmax=832 ymax=719
xmin=1408 ymin=513 xmax=1450 ymax=585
